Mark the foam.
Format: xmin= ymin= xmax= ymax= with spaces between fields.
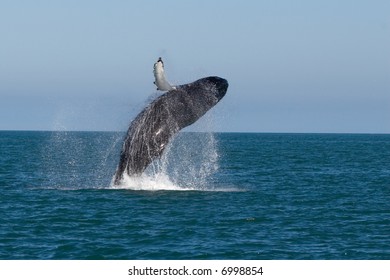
xmin=109 ymin=172 xmax=244 ymax=192
xmin=110 ymin=172 xmax=193 ymax=191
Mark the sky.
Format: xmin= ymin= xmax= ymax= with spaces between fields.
xmin=1 ymin=0 xmax=389 ymax=133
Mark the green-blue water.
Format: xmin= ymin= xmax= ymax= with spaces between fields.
xmin=0 ymin=131 xmax=389 ymax=259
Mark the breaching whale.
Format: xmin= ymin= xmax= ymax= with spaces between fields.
xmin=113 ymin=75 xmax=228 ymax=184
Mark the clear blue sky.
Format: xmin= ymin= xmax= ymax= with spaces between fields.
xmin=1 ymin=0 xmax=389 ymax=133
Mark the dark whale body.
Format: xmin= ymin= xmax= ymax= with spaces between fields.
xmin=114 ymin=76 xmax=228 ymax=184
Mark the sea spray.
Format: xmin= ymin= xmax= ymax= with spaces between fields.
xmin=40 ymin=130 xmax=220 ymax=190
xmin=42 ymin=131 xmax=122 ymax=188
xmin=113 ymin=100 xmax=221 ymax=191
xmin=110 ymin=131 xmax=220 ymax=191
xmin=154 ymin=132 xmax=218 ymax=188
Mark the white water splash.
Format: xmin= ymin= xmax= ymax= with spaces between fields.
xmin=110 ymin=172 xmax=195 ymax=191
xmin=110 ymin=131 xmax=220 ymax=191
xmin=109 ymin=169 xmax=243 ymax=192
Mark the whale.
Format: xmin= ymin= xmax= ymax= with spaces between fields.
xmin=114 ymin=76 xmax=228 ymax=184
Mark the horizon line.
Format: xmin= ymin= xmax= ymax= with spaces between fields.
xmin=1 ymin=129 xmax=389 ymax=135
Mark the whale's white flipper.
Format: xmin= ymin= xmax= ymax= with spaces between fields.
xmin=153 ymin=57 xmax=176 ymax=91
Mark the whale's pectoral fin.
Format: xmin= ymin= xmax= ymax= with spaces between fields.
xmin=153 ymin=57 xmax=175 ymax=91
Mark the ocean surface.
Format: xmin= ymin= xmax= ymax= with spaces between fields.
xmin=0 ymin=131 xmax=389 ymax=259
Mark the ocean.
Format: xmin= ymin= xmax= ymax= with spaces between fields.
xmin=0 ymin=131 xmax=389 ymax=259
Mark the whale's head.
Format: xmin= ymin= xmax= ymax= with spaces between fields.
xmin=205 ymin=76 xmax=229 ymax=101
xmin=181 ymin=76 xmax=228 ymax=102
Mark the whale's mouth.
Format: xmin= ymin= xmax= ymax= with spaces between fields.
xmin=217 ymin=78 xmax=228 ymax=94
xmin=210 ymin=76 xmax=228 ymax=100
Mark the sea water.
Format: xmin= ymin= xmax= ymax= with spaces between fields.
xmin=0 ymin=131 xmax=389 ymax=259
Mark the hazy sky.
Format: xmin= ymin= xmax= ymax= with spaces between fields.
xmin=1 ymin=0 xmax=389 ymax=133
